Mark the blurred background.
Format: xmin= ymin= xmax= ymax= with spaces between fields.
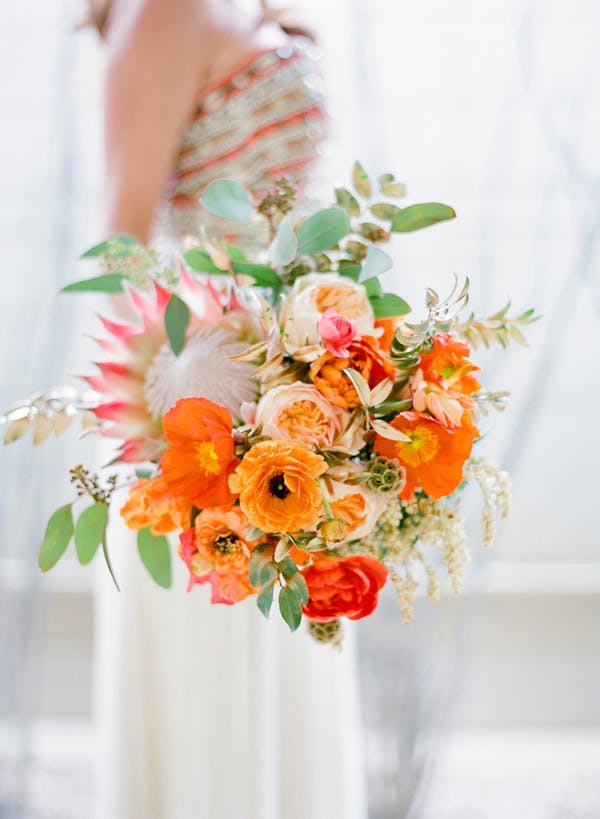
xmin=1 ymin=0 xmax=599 ymax=817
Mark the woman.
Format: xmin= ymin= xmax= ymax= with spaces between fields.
xmin=93 ymin=2 xmax=367 ymax=817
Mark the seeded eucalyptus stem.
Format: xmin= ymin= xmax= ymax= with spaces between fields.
xmin=102 ymin=533 xmax=120 ymax=592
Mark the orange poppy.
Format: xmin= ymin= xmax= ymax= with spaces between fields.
xmin=374 ymin=410 xmax=477 ymax=499
xmin=309 ymin=336 xmax=395 ymax=409
xmin=419 ymin=333 xmax=481 ymax=395
xmin=160 ymin=397 xmax=238 ymax=508
xmin=179 ymin=506 xmax=258 ymax=604
xmin=301 ymin=556 xmax=388 ymax=622
xmin=120 ymin=476 xmax=192 ymax=534
xmin=228 ymin=440 xmax=328 ymax=533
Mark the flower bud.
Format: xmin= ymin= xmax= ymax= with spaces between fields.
xmin=318 ymin=517 xmax=349 ymax=543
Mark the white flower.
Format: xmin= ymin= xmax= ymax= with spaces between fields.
xmin=280 ymin=273 xmax=375 ymax=355
xmin=254 ymin=382 xmax=364 ymax=453
xmin=144 ymin=325 xmax=257 ymax=421
xmin=328 ymin=474 xmax=386 ymax=542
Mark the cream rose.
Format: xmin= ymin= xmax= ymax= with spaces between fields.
xmin=327 ymin=477 xmax=386 ymax=542
xmin=254 ymin=382 xmax=364 ymax=454
xmin=280 ymin=273 xmax=375 ymax=354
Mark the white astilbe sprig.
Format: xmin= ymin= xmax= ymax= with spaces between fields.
xmin=463 ymin=456 xmax=511 ymax=548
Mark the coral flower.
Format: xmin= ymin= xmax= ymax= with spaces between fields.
xmin=419 ymin=333 xmax=481 ymax=395
xmin=317 ymin=308 xmax=357 ymax=357
xmin=120 ymin=476 xmax=192 ymax=534
xmin=301 ymin=556 xmax=388 ymax=622
xmin=160 ymin=397 xmax=239 ymax=508
xmin=228 ymin=440 xmax=328 ymax=533
xmin=179 ymin=506 xmax=259 ymax=604
xmin=374 ymin=411 xmax=477 ymax=500
xmin=309 ymin=337 xmax=395 ymax=409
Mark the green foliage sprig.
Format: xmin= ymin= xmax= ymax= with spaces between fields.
xmin=456 ymin=304 xmax=540 ymax=349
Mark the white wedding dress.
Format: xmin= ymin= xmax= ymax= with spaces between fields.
xmin=94 ymin=42 xmax=367 ymax=819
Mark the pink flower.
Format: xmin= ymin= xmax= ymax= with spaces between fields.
xmin=317 ymin=308 xmax=357 ymax=357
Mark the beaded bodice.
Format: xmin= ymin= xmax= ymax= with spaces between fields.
xmin=159 ymin=43 xmax=325 ymax=241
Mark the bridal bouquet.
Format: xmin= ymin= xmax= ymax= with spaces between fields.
xmin=2 ymin=165 xmax=537 ymax=645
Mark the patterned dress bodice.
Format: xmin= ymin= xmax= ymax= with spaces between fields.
xmin=158 ymin=42 xmax=326 ymax=243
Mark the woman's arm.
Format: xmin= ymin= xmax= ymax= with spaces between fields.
xmin=104 ymin=0 xmax=214 ymax=242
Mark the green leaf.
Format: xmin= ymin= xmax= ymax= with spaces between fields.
xmin=277 ymin=556 xmax=299 ymax=581
xmin=370 ymin=203 xmax=402 ymax=221
xmin=297 ymin=208 xmax=351 ymax=254
xmin=135 ymin=466 xmax=155 ymax=479
xmin=137 ymin=528 xmax=172 ymax=588
xmin=61 ymin=273 xmax=125 ymax=293
xmin=249 ymin=544 xmax=275 ymax=588
xmin=201 ymin=179 xmax=253 ymax=222
xmin=257 ymin=577 xmax=276 ymax=618
xmin=81 ymin=235 xmax=141 ymax=259
xmin=335 ymin=187 xmax=360 ymax=217
xmin=74 ymin=502 xmax=108 ymax=565
xmin=339 ymin=264 xmax=361 ymax=281
xmin=352 ymin=161 xmax=371 ymax=198
xmin=381 ymin=182 xmax=407 ymax=198
xmin=233 ymin=262 xmax=281 ymax=287
xmin=164 ymin=294 xmax=190 ymax=356
xmin=226 ymin=244 xmax=246 ymax=262
xmin=267 ymin=215 xmax=298 ymax=266
xmin=360 ymin=246 xmax=393 ymax=282
xmin=279 ymin=585 xmax=303 ymax=631
xmin=285 ymin=571 xmax=309 ymax=605
xmin=184 ymin=247 xmax=227 ymax=274
xmin=391 ymin=203 xmax=456 ymax=232
xmin=364 ymin=277 xmax=383 ymax=299
xmin=370 ymin=293 xmax=411 ymax=318
xmin=39 ymin=504 xmax=74 ymax=571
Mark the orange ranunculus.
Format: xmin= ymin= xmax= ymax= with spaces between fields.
xmin=160 ymin=397 xmax=239 ymax=508
xmin=419 ymin=333 xmax=481 ymax=396
xmin=228 ymin=440 xmax=328 ymax=534
xmin=120 ymin=476 xmax=192 ymax=534
xmin=301 ymin=556 xmax=387 ymax=622
xmin=179 ymin=506 xmax=259 ymax=604
xmin=309 ymin=336 xmax=395 ymax=409
xmin=373 ymin=410 xmax=477 ymax=500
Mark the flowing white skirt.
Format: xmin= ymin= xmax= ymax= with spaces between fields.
xmin=93 ymin=510 xmax=368 ymax=819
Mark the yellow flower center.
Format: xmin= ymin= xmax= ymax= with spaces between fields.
xmin=396 ymin=425 xmax=439 ymax=467
xmin=194 ymin=441 xmax=220 ymax=475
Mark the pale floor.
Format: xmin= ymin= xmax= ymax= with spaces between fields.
xmin=1 ymin=723 xmax=600 ymax=819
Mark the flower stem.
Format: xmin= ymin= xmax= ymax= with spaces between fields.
xmin=318 ymin=478 xmax=334 ymax=520
xmin=102 ymin=534 xmax=120 ymax=591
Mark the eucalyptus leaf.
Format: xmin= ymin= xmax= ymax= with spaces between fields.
xmin=249 ymin=544 xmax=275 ymax=588
xmin=201 ymin=179 xmax=253 ymax=222
xmin=352 ymin=161 xmax=371 ymax=198
xmin=257 ymin=577 xmax=276 ymax=618
xmin=391 ymin=202 xmax=456 ymax=232
xmin=339 ymin=264 xmax=361 ymax=281
xmin=267 ymin=215 xmax=298 ymax=266
xmin=360 ymin=246 xmax=393 ymax=282
xmin=335 ymin=187 xmax=360 ymax=217
xmin=232 ymin=261 xmax=281 ymax=287
xmin=364 ymin=277 xmax=383 ymax=299
xmin=184 ymin=247 xmax=227 ymax=273
xmin=297 ymin=208 xmax=350 ymax=254
xmin=62 ymin=273 xmax=125 ymax=294
xmin=74 ymin=502 xmax=108 ymax=565
xmin=370 ymin=293 xmax=411 ymax=318
xmin=137 ymin=528 xmax=172 ymax=588
xmin=39 ymin=504 xmax=74 ymax=572
xmin=164 ymin=294 xmax=190 ymax=356
xmin=285 ymin=572 xmax=309 ymax=606
xmin=278 ymin=585 xmax=302 ymax=631
xmin=370 ymin=203 xmax=402 ymax=221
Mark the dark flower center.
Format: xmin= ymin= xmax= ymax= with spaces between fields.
xmin=214 ymin=534 xmax=240 ymax=554
xmin=268 ymin=472 xmax=291 ymax=500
